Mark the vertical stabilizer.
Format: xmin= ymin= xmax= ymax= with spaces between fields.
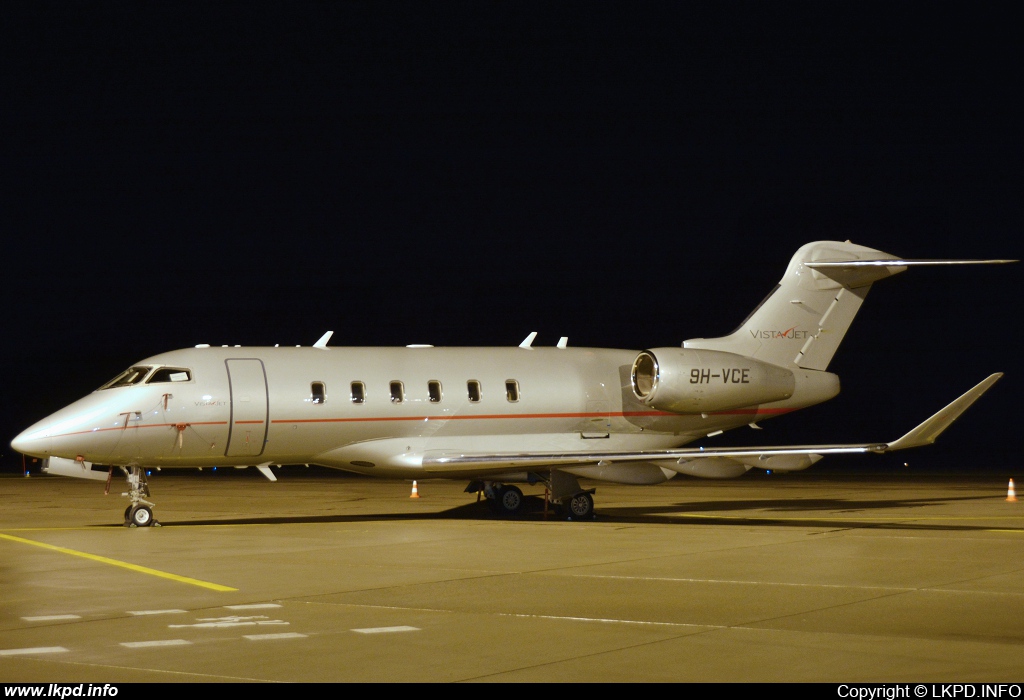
xmin=684 ymin=241 xmax=902 ymax=370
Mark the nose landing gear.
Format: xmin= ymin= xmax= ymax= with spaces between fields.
xmin=122 ymin=466 xmax=160 ymax=527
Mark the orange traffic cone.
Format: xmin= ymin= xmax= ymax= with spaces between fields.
xmin=1007 ymin=479 xmax=1017 ymax=502
xmin=410 ymin=480 xmax=420 ymax=499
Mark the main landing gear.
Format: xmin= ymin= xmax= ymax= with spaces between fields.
xmin=122 ymin=466 xmax=160 ymax=528
xmin=561 ymin=491 xmax=595 ymax=520
xmin=487 ymin=484 xmax=525 ymax=517
xmin=467 ymin=470 xmax=596 ymax=521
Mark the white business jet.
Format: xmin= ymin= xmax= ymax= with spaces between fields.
xmin=11 ymin=241 xmax=1014 ymax=526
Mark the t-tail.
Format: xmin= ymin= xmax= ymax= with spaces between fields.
xmin=683 ymin=240 xmax=1015 ymax=370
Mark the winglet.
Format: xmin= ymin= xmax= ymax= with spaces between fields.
xmin=519 ymin=331 xmax=538 ymax=348
xmin=886 ymin=373 xmax=1003 ymax=451
xmin=313 ymin=331 xmax=334 ymax=349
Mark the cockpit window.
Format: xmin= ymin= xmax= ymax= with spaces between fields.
xmin=147 ymin=368 xmax=192 ymax=384
xmin=99 ymin=366 xmax=154 ymax=390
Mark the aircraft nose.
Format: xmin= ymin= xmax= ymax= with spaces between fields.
xmin=11 ymin=427 xmax=50 ymax=458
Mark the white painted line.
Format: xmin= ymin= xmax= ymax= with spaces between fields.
xmin=0 ymin=647 xmax=68 ymax=656
xmin=170 ymin=615 xmax=288 ymax=629
xmin=572 ymin=573 xmax=1024 ymax=598
xmin=22 ymin=614 xmax=81 ymax=622
xmin=498 ymin=612 xmax=719 ymax=628
xmin=128 ymin=609 xmax=187 ymax=616
xmin=573 ymin=573 xmax=914 ymax=591
xmin=243 ymin=632 xmax=308 ymax=641
xmin=224 ymin=603 xmax=281 ymax=610
xmin=120 ymin=639 xmax=192 ymax=648
xmin=351 ymin=626 xmax=420 ymax=634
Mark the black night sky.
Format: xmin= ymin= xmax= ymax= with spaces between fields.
xmin=2 ymin=3 xmax=1020 ymax=473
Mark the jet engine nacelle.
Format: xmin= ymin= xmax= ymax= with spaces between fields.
xmin=631 ymin=348 xmax=796 ymax=414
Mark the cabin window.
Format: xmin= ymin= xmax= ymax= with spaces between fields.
xmin=350 ymin=381 xmax=365 ymax=404
xmin=147 ymin=368 xmax=192 ymax=384
xmin=467 ymin=380 xmax=482 ymax=403
xmin=428 ymin=380 xmax=442 ymax=403
xmin=505 ymin=379 xmax=520 ymax=402
xmin=390 ymin=381 xmax=404 ymax=403
xmin=99 ymin=366 xmax=153 ymax=390
xmin=311 ymin=382 xmax=326 ymax=404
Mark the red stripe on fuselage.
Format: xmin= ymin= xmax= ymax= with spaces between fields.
xmin=44 ymin=408 xmax=796 ymax=440
xmin=52 ymin=421 xmax=229 ymax=438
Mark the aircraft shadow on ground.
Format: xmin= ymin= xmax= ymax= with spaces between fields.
xmin=92 ymin=494 xmax=1017 ymax=533
xmin=590 ymin=494 xmax=1012 ymax=531
xmin=652 ymin=494 xmax=995 ymax=513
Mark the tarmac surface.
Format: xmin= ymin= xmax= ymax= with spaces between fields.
xmin=1 ymin=467 xmax=1022 ymax=683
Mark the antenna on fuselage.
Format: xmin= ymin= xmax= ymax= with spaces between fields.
xmin=313 ymin=331 xmax=334 ymax=349
xmin=519 ymin=331 xmax=538 ymax=348
xmin=557 ymin=337 xmax=568 ymax=348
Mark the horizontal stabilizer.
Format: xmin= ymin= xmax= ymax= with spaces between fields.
xmin=806 ymin=258 xmax=1017 ymax=288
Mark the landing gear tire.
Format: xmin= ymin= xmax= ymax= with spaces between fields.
xmin=491 ymin=485 xmax=524 ymax=517
xmin=563 ymin=493 xmax=594 ymax=520
xmin=124 ymin=505 xmax=132 ymax=521
xmin=129 ymin=505 xmax=153 ymax=528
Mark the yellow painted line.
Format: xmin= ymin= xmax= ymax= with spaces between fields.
xmin=673 ymin=513 xmax=1024 ymax=522
xmin=0 ymin=533 xmax=237 ymax=592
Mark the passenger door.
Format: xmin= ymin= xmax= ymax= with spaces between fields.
xmin=225 ymin=359 xmax=269 ymax=458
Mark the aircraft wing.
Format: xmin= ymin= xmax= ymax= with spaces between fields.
xmin=421 ymin=373 xmax=1002 ymax=474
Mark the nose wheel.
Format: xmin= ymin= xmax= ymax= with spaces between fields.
xmin=121 ymin=466 xmax=160 ymax=527
xmin=127 ymin=505 xmax=154 ymax=527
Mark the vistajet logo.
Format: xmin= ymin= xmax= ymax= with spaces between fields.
xmin=749 ymin=326 xmax=811 ymax=340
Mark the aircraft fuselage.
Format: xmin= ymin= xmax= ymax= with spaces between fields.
xmin=13 ymin=345 xmax=839 ymax=479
